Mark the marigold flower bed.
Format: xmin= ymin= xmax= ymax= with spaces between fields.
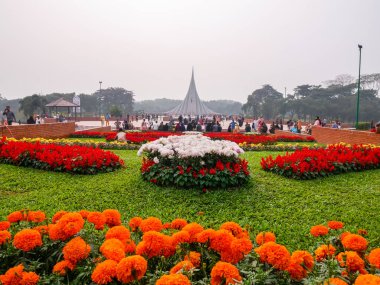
xmin=0 ymin=137 xmax=124 ymax=174
xmin=0 ymin=209 xmax=379 ymax=284
xmin=138 ymin=134 xmax=250 ymax=189
xmin=261 ymin=144 xmax=380 ymax=179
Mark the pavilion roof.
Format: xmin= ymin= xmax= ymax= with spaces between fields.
xmin=45 ymin=98 xmax=79 ymax=107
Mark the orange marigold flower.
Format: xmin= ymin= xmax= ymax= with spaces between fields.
xmin=367 ymin=248 xmax=380 ymax=269
xmin=231 ymin=238 xmax=253 ymax=256
xmin=184 ymin=251 xmax=201 ymax=268
xmin=124 ymin=239 xmax=136 ymax=254
xmin=341 ymin=232 xmax=351 ymax=241
xmin=170 ymin=261 xmax=195 ymax=274
xmin=324 ymin=277 xmax=349 ymax=285
xmin=52 ymin=210 xmax=68 ymax=223
xmin=197 ymin=229 xmax=216 ymax=243
xmin=53 ymin=260 xmax=76 ymax=276
xmin=33 ymin=225 xmax=49 ymax=235
xmin=91 ymin=259 xmax=118 ymax=285
xmin=20 ymin=271 xmax=40 ymax=285
xmin=310 ymin=225 xmax=329 ymax=237
xmin=328 ymin=221 xmax=344 ymax=230
xmin=336 ymin=251 xmax=367 ymax=274
xmin=88 ymin=211 xmax=107 ymax=230
xmin=341 ymin=234 xmax=368 ymax=252
xmin=220 ymin=222 xmax=244 ymax=237
xmin=0 ymin=230 xmax=11 ymax=245
xmin=135 ymin=231 xmax=175 ymax=258
xmin=0 ymin=221 xmax=10 ymax=231
xmin=256 ymin=232 xmax=276 ymax=245
xmin=182 ymin=222 xmax=204 ymax=242
xmin=286 ymin=250 xmax=314 ymax=281
xmin=129 ymin=217 xmax=143 ymax=231
xmin=103 ymin=209 xmax=121 ymax=228
xmin=49 ymin=212 xmax=85 ymax=241
xmin=79 ymin=210 xmax=90 ymax=219
xmin=357 ymin=229 xmax=368 ymax=236
xmin=156 ymin=273 xmax=191 ymax=285
xmin=105 ymin=226 xmax=131 ymax=241
xmin=210 ymin=230 xmax=235 ymax=253
xmin=171 ymin=218 xmax=188 ymax=230
xmin=116 ymin=255 xmax=147 ymax=284
xmin=139 ymin=217 xmax=163 ymax=233
xmin=13 ymin=229 xmax=42 ymax=252
xmin=315 ymin=244 xmax=336 ymax=261
xmin=100 ymin=238 xmax=125 ymax=262
xmin=27 ymin=210 xmax=46 ymax=223
xmin=7 ymin=211 xmax=24 ymax=223
xmin=354 ymin=274 xmax=380 ymax=285
xmin=254 ymin=242 xmax=291 ymax=270
xmin=210 ymin=261 xmax=242 ymax=285
xmin=63 ymin=236 xmax=91 ymax=264
xmin=0 ymin=265 xmax=24 ymax=285
xmin=163 ymin=222 xmax=171 ymax=229
xmin=172 ymin=230 xmax=190 ymax=247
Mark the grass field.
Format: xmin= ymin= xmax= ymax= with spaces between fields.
xmin=0 ymin=149 xmax=379 ymax=250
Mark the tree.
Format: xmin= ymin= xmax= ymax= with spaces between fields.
xmin=109 ymin=105 xmax=122 ymax=117
xmin=19 ymin=94 xmax=47 ymax=117
xmin=94 ymin=87 xmax=134 ymax=116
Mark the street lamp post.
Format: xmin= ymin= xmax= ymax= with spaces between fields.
xmin=355 ymin=45 xmax=362 ymax=129
xmin=99 ymin=81 xmax=103 ymax=116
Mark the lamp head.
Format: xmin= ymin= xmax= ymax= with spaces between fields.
xmin=358 ymin=44 xmax=363 ymax=49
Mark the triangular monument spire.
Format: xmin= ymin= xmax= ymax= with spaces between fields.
xmin=166 ymin=69 xmax=217 ymax=116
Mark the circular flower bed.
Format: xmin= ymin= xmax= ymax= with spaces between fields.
xmin=137 ymin=134 xmax=250 ymax=189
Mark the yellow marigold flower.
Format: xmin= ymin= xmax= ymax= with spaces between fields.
xmin=91 ymin=260 xmax=118 ymax=285
xmin=116 ymin=255 xmax=147 ymax=284
xmin=62 ymin=236 xmax=91 ymax=264
xmin=13 ymin=229 xmax=42 ymax=252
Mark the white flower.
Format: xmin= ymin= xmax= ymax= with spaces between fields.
xmin=153 ymin=157 xmax=160 ymax=164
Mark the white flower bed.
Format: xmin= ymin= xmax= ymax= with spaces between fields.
xmin=137 ymin=134 xmax=244 ymax=159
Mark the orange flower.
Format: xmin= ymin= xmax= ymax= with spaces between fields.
xmin=0 ymin=265 xmax=39 ymax=285
xmin=0 ymin=230 xmax=11 ymax=245
xmin=87 ymin=212 xmax=107 ymax=230
xmin=210 ymin=230 xmax=234 ymax=252
xmin=163 ymin=222 xmax=171 ymax=229
xmin=105 ymin=226 xmax=131 ymax=241
xmin=230 ymin=238 xmax=253 ymax=256
xmin=341 ymin=232 xmax=351 ymax=241
xmin=129 ymin=217 xmax=143 ymax=231
xmin=172 ymin=230 xmax=190 ymax=247
xmin=171 ymin=218 xmax=188 ymax=230
xmin=102 ymin=209 xmax=121 ymax=228
xmin=286 ymin=250 xmax=314 ymax=281
xmin=27 ymin=210 xmax=46 ymax=223
xmin=357 ymin=229 xmax=368 ymax=236
xmin=20 ymin=271 xmax=40 ymax=285
xmin=156 ymin=274 xmax=191 ymax=285
xmin=0 ymin=221 xmax=10 ymax=231
xmin=254 ymin=242 xmax=291 ymax=270
xmin=116 ymin=255 xmax=148 ymax=283
xmin=53 ymin=260 xmax=75 ymax=276
xmin=139 ymin=217 xmax=163 ymax=232
xmin=367 ymin=248 xmax=380 ymax=269
xmin=354 ymin=274 xmax=380 ymax=284
xmin=327 ymin=221 xmax=344 ymax=230
xmin=315 ymin=244 xmax=336 ymax=261
xmin=182 ymin=222 xmax=204 ymax=242
xmin=100 ymin=239 xmax=125 ymax=262
xmin=341 ymin=234 xmax=368 ymax=252
xmin=7 ymin=211 xmax=24 ymax=223
xmin=13 ymin=229 xmax=42 ymax=252
xmin=210 ymin=261 xmax=242 ymax=285
xmin=33 ymin=225 xmax=49 ymax=235
xmin=52 ymin=210 xmax=68 ymax=223
xmin=48 ymin=212 xmax=85 ymax=241
xmin=184 ymin=251 xmax=201 ymax=267
xmin=324 ymin=277 xmax=349 ymax=285
xmin=91 ymin=260 xmax=118 ymax=285
xmin=136 ymin=231 xmax=175 ymax=258
xmin=63 ymin=236 xmax=91 ymax=264
xmin=336 ymin=251 xmax=367 ymax=274
xmin=170 ymin=261 xmax=195 ymax=274
xmin=256 ymin=232 xmax=276 ymax=245
xmin=124 ymin=239 xmax=136 ymax=254
xmin=197 ymin=229 xmax=217 ymax=243
xmin=79 ymin=210 xmax=90 ymax=219
xmin=220 ymin=222 xmax=244 ymax=237
xmin=310 ymin=225 xmax=329 ymax=237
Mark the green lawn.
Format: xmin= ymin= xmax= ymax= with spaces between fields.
xmin=0 ymin=150 xmax=379 ymax=250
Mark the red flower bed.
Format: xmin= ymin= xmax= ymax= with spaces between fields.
xmin=71 ymin=131 xmax=315 ymax=144
xmin=0 ymin=137 xmax=124 ymax=174
xmin=261 ymin=144 xmax=380 ymax=179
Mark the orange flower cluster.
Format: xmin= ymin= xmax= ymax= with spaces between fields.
xmin=105 ymin=226 xmax=135 ymax=253
xmin=255 ymin=231 xmax=276 ymax=245
xmin=139 ymin=217 xmax=163 ymax=232
xmin=184 ymin=251 xmax=201 ymax=268
xmin=286 ymin=250 xmax=314 ymax=280
xmin=310 ymin=224 xmax=329 ymax=237
xmin=53 ymin=260 xmax=75 ymax=276
xmin=49 ymin=212 xmax=85 ymax=241
xmin=336 ymin=251 xmax=367 ymax=274
xmin=341 ymin=234 xmax=368 ymax=252
xmin=328 ymin=220 xmax=344 ymax=230
xmin=0 ymin=230 xmax=11 ymax=245
xmin=156 ymin=273 xmax=191 ymax=285
xmin=210 ymin=261 xmax=242 ymax=285
xmin=367 ymin=248 xmax=380 ymax=269
xmin=13 ymin=229 xmax=42 ymax=252
xmin=128 ymin=216 xmax=143 ymax=231
xmin=100 ymin=239 xmax=126 ymax=262
xmin=354 ymin=274 xmax=380 ymax=284
xmin=0 ymin=265 xmax=39 ymax=285
xmin=62 ymin=236 xmax=91 ymax=264
xmin=136 ymin=231 xmax=175 ymax=258
xmin=87 ymin=211 xmax=107 ymax=230
xmin=325 ymin=278 xmax=349 ymax=285
xmin=171 ymin=218 xmax=188 ymax=230
xmin=315 ymin=244 xmax=336 ymax=261
xmin=0 ymin=221 xmax=10 ymax=230
xmin=170 ymin=260 xmax=195 ymax=274
xmin=254 ymin=242 xmax=291 ymax=270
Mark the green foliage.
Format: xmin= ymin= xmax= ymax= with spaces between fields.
xmin=356 ymin=122 xmax=371 ymax=130
xmin=18 ymin=94 xmax=47 ymax=117
xmin=109 ymin=105 xmax=122 ymax=117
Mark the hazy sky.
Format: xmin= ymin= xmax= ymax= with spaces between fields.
xmin=1 ymin=0 xmax=379 ymax=102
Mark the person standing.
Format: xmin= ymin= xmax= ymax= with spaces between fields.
xmin=105 ymin=113 xmax=111 ymax=126
xmin=4 ymin=106 xmax=16 ymax=125
xmin=100 ymin=114 xmax=105 ymax=127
